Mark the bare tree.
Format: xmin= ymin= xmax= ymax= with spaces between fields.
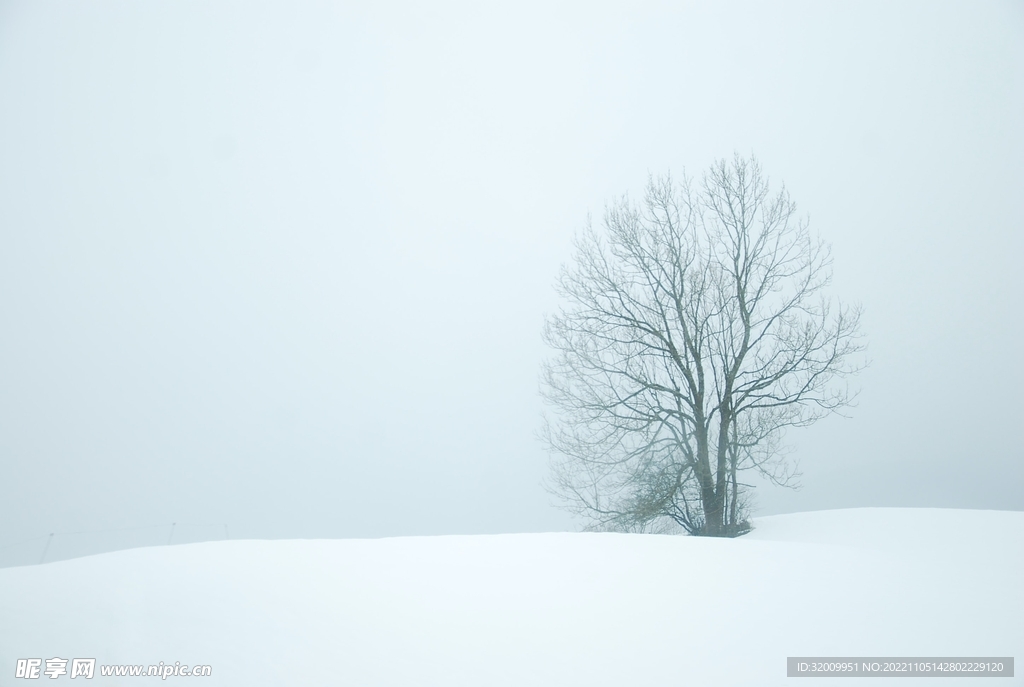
xmin=541 ymin=155 xmax=864 ymax=536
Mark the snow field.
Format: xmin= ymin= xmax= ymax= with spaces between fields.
xmin=1 ymin=508 xmax=1020 ymax=686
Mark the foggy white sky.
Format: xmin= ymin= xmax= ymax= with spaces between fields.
xmin=1 ymin=0 xmax=1021 ymax=552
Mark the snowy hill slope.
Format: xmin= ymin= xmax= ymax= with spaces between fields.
xmin=1 ymin=509 xmax=1020 ymax=686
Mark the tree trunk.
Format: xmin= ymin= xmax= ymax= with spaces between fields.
xmin=702 ymin=493 xmax=724 ymax=535
xmin=729 ymin=462 xmax=738 ymax=528
xmin=704 ymin=405 xmax=733 ymax=536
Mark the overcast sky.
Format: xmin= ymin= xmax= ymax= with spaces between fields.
xmin=1 ymin=0 xmax=1021 ymax=562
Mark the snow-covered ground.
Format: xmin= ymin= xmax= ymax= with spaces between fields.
xmin=1 ymin=508 xmax=1020 ymax=686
